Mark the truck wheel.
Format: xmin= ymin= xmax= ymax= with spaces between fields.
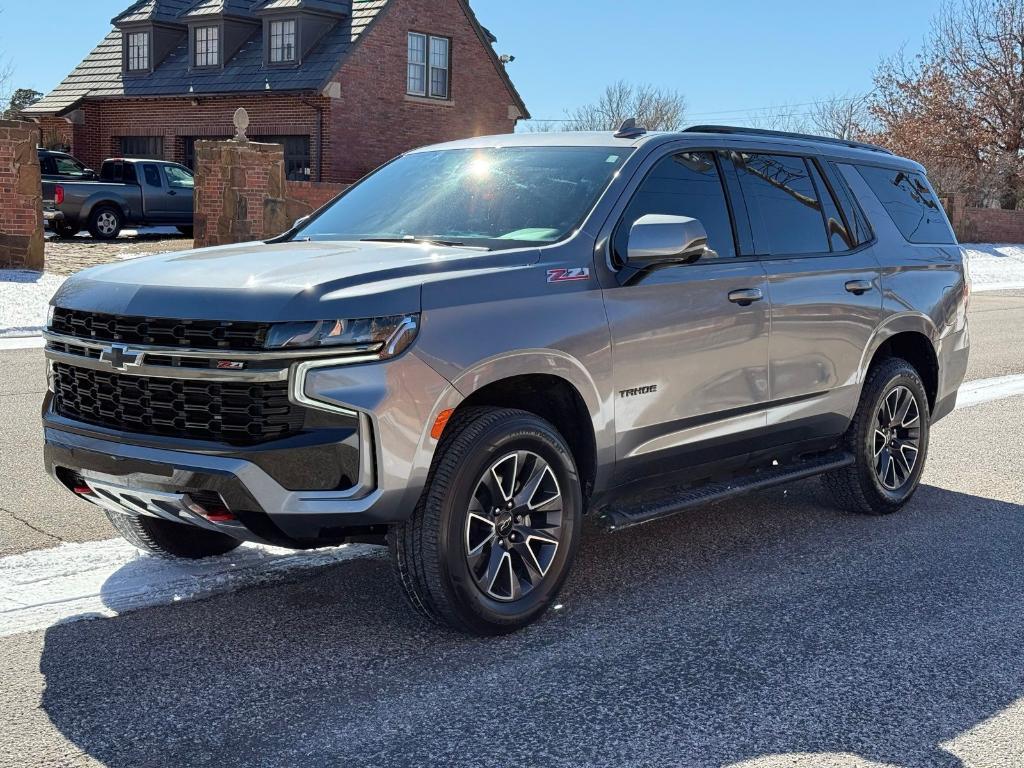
xmin=53 ymin=222 xmax=80 ymax=239
xmin=390 ymin=407 xmax=582 ymax=635
xmin=88 ymin=206 xmax=123 ymax=240
xmin=105 ymin=510 xmax=242 ymax=559
xmin=823 ymin=357 xmax=930 ymax=515
xmin=176 ymin=226 xmax=194 ymax=237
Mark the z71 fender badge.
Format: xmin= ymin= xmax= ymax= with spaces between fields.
xmin=547 ymin=267 xmax=590 ymax=283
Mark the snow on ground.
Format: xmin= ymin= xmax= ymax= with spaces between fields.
xmin=2 ymin=242 xmax=1023 ymax=340
xmin=0 ymin=537 xmax=381 ymax=638
xmin=962 ymin=243 xmax=1024 ymax=292
xmin=0 ymin=270 xmax=66 ymax=338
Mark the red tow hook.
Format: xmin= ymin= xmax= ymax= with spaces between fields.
xmin=73 ymin=485 xmax=94 ymax=496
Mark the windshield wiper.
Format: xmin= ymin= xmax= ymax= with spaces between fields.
xmin=360 ymin=236 xmax=473 ymax=248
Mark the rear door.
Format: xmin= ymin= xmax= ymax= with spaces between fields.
xmin=602 ymin=147 xmax=771 ymax=485
xmin=727 ymin=150 xmax=882 ymax=443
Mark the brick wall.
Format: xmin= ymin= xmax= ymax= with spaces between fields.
xmin=285 ymin=180 xmax=347 ymax=222
xmin=0 ymin=120 xmax=44 ymax=270
xmin=66 ymin=94 xmax=328 ymax=178
xmin=944 ymin=195 xmax=1024 ymax=243
xmin=193 ymin=140 xmax=290 ymax=249
xmin=327 ymin=0 xmax=521 ymax=183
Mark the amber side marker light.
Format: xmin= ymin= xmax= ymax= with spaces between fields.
xmin=431 ymin=409 xmax=455 ymax=440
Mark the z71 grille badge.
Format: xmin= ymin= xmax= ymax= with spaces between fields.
xmin=547 ymin=267 xmax=590 ymax=283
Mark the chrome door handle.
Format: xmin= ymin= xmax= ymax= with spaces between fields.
xmin=845 ymin=279 xmax=873 ymax=295
xmin=728 ymin=288 xmax=764 ymax=306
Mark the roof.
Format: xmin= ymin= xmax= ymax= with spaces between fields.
xmin=416 ymin=128 xmax=924 ymax=171
xmin=26 ymin=0 xmax=388 ymax=114
xmin=27 ymin=0 xmax=528 ymax=120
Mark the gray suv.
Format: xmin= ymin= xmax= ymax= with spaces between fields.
xmin=41 ymin=124 xmax=970 ymax=635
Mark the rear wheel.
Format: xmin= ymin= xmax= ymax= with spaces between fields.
xmin=88 ymin=206 xmax=123 ymax=240
xmin=823 ymin=357 xmax=930 ymax=515
xmin=105 ymin=510 xmax=242 ymax=559
xmin=390 ymin=407 xmax=582 ymax=635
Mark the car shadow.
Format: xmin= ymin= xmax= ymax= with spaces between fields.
xmin=37 ymin=481 xmax=1024 ymax=767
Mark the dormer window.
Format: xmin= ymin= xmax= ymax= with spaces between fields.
xmin=407 ymin=33 xmax=450 ymax=99
xmin=127 ymin=31 xmax=151 ymax=72
xmin=194 ymin=26 xmax=220 ymax=68
xmin=269 ymin=20 xmax=297 ymax=63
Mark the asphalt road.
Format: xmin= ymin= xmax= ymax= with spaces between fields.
xmin=1 ymin=291 xmax=1023 ymax=767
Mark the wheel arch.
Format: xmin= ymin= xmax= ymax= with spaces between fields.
xmin=448 ymin=367 xmax=603 ymax=505
xmin=81 ymin=196 xmax=127 ymax=225
xmin=860 ymin=315 xmax=940 ymax=411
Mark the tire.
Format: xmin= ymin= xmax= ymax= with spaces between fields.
xmin=53 ymin=222 xmax=80 ymax=239
xmin=389 ymin=407 xmax=583 ymax=635
xmin=823 ymin=357 xmax=931 ymax=515
xmin=176 ymin=226 xmax=194 ymax=237
xmin=105 ymin=510 xmax=242 ymax=559
xmin=88 ymin=206 xmax=123 ymax=240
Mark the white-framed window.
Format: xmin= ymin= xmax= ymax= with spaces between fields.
xmin=270 ymin=19 xmax=297 ymax=63
xmin=407 ymin=33 xmax=451 ymax=99
xmin=194 ymin=25 xmax=220 ymax=67
xmin=127 ymin=31 xmax=150 ymax=72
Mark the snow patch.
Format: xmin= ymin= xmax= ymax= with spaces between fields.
xmin=0 ymin=270 xmax=65 ymax=338
xmin=0 ymin=538 xmax=380 ymax=638
xmin=962 ymin=243 xmax=1024 ymax=292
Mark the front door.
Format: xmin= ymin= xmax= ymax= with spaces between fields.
xmin=727 ymin=150 xmax=882 ymax=442
xmin=603 ymin=149 xmax=771 ymax=486
xmin=158 ymin=165 xmax=195 ymax=224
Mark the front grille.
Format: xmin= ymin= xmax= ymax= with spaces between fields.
xmin=51 ymin=308 xmax=271 ymax=350
xmin=52 ymin=363 xmax=303 ymax=445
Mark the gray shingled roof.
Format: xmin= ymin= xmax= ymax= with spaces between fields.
xmin=112 ymin=0 xmax=195 ymax=25
xmin=179 ymin=0 xmax=257 ymax=19
xmin=27 ymin=0 xmax=388 ymax=114
xmin=27 ymin=0 xmax=529 ymax=120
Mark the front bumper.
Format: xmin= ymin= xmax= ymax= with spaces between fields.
xmin=43 ymin=348 xmax=461 ymax=546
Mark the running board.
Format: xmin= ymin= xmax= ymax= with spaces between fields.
xmin=600 ymin=451 xmax=855 ymax=532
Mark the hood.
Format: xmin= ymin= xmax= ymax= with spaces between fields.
xmin=51 ymin=240 xmax=538 ymax=321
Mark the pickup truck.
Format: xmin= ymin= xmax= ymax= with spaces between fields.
xmin=44 ymin=158 xmax=194 ymax=240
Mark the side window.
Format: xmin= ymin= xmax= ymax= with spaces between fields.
xmin=856 ymin=165 xmax=954 ymax=244
xmin=54 ymin=157 xmax=86 ymax=178
xmin=734 ymin=153 xmax=829 ymax=255
xmin=163 ymin=165 xmax=195 ymax=189
xmin=143 ymin=164 xmax=162 ymax=188
xmin=824 ymin=162 xmax=873 ymax=245
xmin=613 ymin=151 xmax=737 ymax=265
xmin=807 ymin=160 xmax=854 ymax=251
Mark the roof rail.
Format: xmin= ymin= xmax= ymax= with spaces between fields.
xmin=614 ymin=118 xmax=647 ymax=139
xmin=683 ymin=125 xmax=893 ymax=155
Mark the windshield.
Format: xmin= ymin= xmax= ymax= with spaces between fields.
xmin=297 ymin=146 xmax=632 ymax=250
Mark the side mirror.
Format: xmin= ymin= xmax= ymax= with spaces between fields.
xmin=626 ymin=214 xmax=708 ymax=272
xmin=83 ymin=169 xmax=97 ymax=180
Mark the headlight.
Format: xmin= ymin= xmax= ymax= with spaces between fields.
xmin=46 ymin=304 xmax=55 ymax=328
xmin=265 ymin=314 xmax=419 ymax=358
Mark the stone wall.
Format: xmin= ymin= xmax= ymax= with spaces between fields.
xmin=193 ymin=140 xmax=290 ymax=249
xmin=0 ymin=120 xmax=44 ymax=270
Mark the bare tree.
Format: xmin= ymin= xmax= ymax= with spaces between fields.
xmin=561 ymin=80 xmax=687 ymax=132
xmin=742 ymin=103 xmax=810 ymax=134
xmin=809 ymin=93 xmax=872 ymax=140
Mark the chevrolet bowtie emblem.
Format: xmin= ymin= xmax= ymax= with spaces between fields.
xmin=99 ymin=344 xmax=142 ymax=371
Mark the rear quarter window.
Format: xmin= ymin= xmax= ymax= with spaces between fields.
xmin=856 ymin=165 xmax=954 ymax=244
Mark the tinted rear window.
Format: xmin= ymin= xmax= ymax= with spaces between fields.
xmin=856 ymin=165 xmax=954 ymax=244
xmin=734 ymin=153 xmax=829 ymax=255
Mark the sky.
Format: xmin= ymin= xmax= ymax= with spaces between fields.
xmin=0 ymin=0 xmax=943 ymax=126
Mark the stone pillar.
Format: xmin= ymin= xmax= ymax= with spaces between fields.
xmin=0 ymin=120 xmax=44 ymax=270
xmin=193 ymin=139 xmax=290 ymax=249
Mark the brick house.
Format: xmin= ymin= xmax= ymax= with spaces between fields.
xmin=25 ymin=0 xmax=528 ymax=184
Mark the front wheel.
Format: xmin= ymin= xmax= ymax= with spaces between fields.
xmin=823 ymin=357 xmax=930 ymax=515
xmin=176 ymin=226 xmax=194 ymax=237
xmin=390 ymin=407 xmax=582 ymax=635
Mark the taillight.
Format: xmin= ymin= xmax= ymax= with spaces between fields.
xmin=54 ymin=186 xmax=65 ymax=205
